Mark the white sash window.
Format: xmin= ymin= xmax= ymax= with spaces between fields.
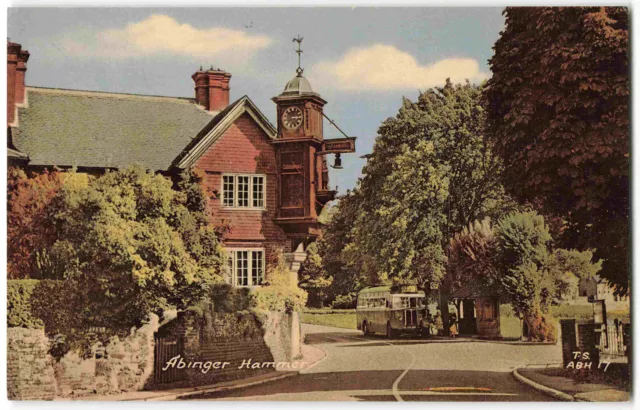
xmin=227 ymin=249 xmax=265 ymax=287
xmin=221 ymin=174 xmax=266 ymax=209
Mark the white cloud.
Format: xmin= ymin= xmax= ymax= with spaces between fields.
xmin=309 ymin=44 xmax=489 ymax=92
xmin=61 ymin=14 xmax=272 ymax=59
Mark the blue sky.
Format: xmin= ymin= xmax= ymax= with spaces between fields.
xmin=8 ymin=7 xmax=505 ymax=192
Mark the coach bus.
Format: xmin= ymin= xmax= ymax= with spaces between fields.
xmin=356 ymin=285 xmax=427 ymax=338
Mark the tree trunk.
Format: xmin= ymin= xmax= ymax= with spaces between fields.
xmin=439 ymin=291 xmax=450 ymax=336
xmin=523 ymin=311 xmax=557 ymax=342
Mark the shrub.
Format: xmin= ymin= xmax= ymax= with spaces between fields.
xmin=197 ymin=283 xmax=252 ymax=313
xmin=331 ymin=293 xmax=357 ymax=309
xmin=8 ymin=279 xmax=42 ymax=328
xmin=35 ymin=165 xmax=225 ymax=330
xmin=251 ymin=253 xmax=307 ymax=313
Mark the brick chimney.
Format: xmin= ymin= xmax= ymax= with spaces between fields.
xmin=192 ymin=67 xmax=232 ymax=112
xmin=7 ymin=41 xmax=29 ymax=125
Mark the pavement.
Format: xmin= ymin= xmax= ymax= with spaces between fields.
xmin=186 ymin=323 xmax=565 ymax=401
xmin=515 ymin=367 xmax=630 ymax=402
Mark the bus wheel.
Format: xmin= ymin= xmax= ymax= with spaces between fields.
xmin=386 ymin=322 xmax=394 ymax=339
xmin=362 ymin=321 xmax=369 ymax=336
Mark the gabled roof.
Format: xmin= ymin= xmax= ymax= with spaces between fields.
xmin=173 ymin=95 xmax=276 ymax=169
xmin=12 ymin=87 xmax=217 ymax=171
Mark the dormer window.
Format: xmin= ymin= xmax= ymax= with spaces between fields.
xmin=222 ymin=174 xmax=265 ymax=209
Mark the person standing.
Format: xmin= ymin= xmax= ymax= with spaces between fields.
xmin=449 ymin=312 xmax=459 ymax=338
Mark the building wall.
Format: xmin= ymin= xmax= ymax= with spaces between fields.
xmin=195 ymin=112 xmax=291 ymax=270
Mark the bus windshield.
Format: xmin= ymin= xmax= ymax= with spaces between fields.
xmin=392 ymin=295 xmax=425 ymax=309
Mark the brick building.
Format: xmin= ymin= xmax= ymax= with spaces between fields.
xmin=7 ymin=41 xmax=355 ymax=286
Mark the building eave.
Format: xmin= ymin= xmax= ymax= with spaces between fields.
xmin=174 ymin=96 xmax=277 ymax=170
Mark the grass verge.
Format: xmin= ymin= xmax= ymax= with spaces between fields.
xmin=301 ymin=309 xmax=357 ymax=329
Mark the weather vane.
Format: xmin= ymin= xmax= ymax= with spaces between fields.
xmin=293 ymin=35 xmax=304 ymax=76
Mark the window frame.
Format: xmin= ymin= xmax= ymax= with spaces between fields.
xmin=221 ymin=173 xmax=266 ymax=210
xmin=227 ymin=248 xmax=265 ymax=288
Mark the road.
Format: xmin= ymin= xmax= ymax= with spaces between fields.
xmin=190 ymin=324 xmax=563 ymax=401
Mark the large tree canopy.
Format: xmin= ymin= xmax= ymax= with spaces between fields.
xmin=484 ymin=7 xmax=629 ymax=290
xmin=37 ymin=165 xmax=225 ymax=328
xmin=320 ymin=80 xmax=513 ymax=300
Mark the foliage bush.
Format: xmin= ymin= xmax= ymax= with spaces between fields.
xmin=251 ymin=253 xmax=307 ymax=313
xmin=448 ymin=211 xmax=602 ymax=342
xmin=8 ymin=166 xmax=228 ymax=357
xmin=33 ymin=165 xmax=225 ymax=330
xmin=298 ymin=242 xmax=333 ymax=308
xmin=8 ymin=279 xmax=119 ymax=358
xmin=331 ymin=293 xmax=357 ymax=309
xmin=7 ymin=279 xmax=43 ymax=328
xmin=7 ymin=168 xmax=65 ymax=279
xmin=200 ymin=283 xmax=252 ymax=313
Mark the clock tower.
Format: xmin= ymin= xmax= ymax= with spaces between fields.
xmin=271 ymin=37 xmax=354 ymax=249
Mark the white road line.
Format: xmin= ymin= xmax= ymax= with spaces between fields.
xmin=389 ymin=344 xmax=416 ymax=402
xmin=342 ymin=334 xmax=416 ymax=402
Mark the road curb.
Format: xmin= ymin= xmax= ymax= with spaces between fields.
xmin=512 ymin=368 xmax=574 ymax=402
xmin=144 ymin=371 xmax=299 ymax=401
xmin=300 ymin=344 xmax=328 ymax=373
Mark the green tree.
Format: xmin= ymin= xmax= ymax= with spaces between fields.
xmin=484 ymin=7 xmax=629 ymax=290
xmin=40 ymin=165 xmax=225 ymax=330
xmin=494 ymin=211 xmax=557 ymax=341
xmin=447 ymin=218 xmax=500 ymax=295
xmin=355 ymin=140 xmax=449 ymax=286
xmin=298 ymin=242 xmax=333 ymax=308
xmin=374 ymin=80 xmax=513 ymax=237
xmin=317 ymin=192 xmax=371 ymax=302
xmin=356 ymin=80 xmax=515 ymax=328
xmin=449 ymin=212 xmax=603 ymax=341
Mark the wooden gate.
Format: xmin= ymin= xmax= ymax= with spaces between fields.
xmin=599 ymin=319 xmax=629 ymax=363
xmin=153 ymin=334 xmax=186 ymax=385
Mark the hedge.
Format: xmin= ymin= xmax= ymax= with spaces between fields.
xmin=8 ymin=279 xmax=79 ymax=332
xmin=8 ymin=279 xmax=43 ymax=329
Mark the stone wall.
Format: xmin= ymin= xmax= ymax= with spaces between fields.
xmin=7 ymin=315 xmax=158 ymax=400
xmin=53 ymin=315 xmax=158 ymax=397
xmin=7 ymin=328 xmax=57 ymax=400
xmin=260 ymin=310 xmax=301 ymax=362
xmin=151 ymin=308 xmax=301 ymax=389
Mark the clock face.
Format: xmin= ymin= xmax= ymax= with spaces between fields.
xmin=282 ymin=106 xmax=303 ymax=129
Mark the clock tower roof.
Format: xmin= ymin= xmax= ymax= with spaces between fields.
xmin=281 ymin=73 xmax=316 ymax=97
